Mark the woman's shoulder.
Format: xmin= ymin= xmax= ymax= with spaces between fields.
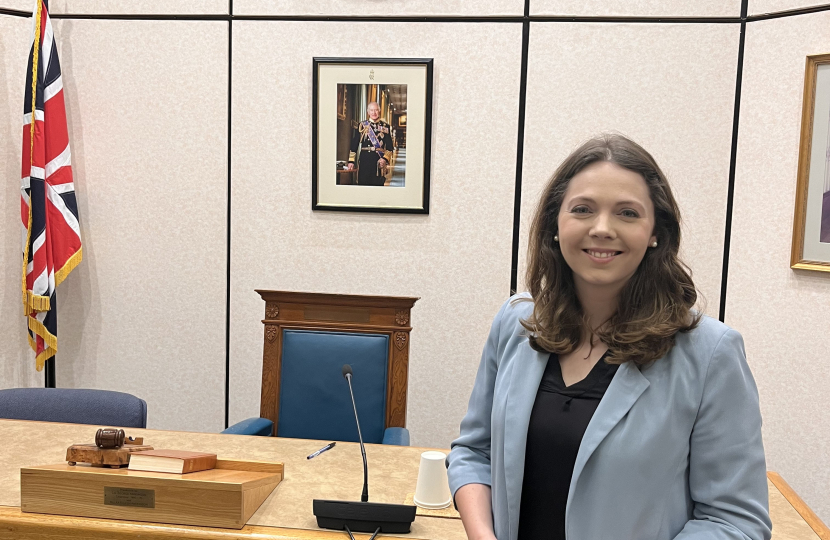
xmin=665 ymin=314 xmax=747 ymax=377
xmin=493 ymin=292 xmax=535 ymax=326
xmin=674 ymin=313 xmax=742 ymax=353
xmin=480 ymin=292 xmax=535 ymax=347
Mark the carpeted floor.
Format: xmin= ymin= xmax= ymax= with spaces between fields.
xmin=388 ymin=148 xmax=406 ymax=187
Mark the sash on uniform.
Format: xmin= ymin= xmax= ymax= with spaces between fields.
xmin=362 ymin=121 xmax=385 ymax=158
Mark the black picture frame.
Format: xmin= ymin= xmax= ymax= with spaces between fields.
xmin=312 ymin=57 xmax=433 ymax=214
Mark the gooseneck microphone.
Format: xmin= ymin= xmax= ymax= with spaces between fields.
xmin=342 ymin=364 xmax=369 ymax=503
xmin=312 ymin=364 xmax=416 ymax=535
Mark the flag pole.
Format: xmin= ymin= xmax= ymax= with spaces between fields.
xmin=44 ymin=358 xmax=55 ymax=388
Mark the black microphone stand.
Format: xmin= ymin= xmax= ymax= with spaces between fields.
xmin=344 ymin=370 xmax=369 ymax=503
xmin=311 ymin=364 xmax=416 ymax=535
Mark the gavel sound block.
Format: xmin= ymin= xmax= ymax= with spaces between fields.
xmin=65 ymin=428 xmax=153 ymax=468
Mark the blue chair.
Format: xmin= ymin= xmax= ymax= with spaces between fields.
xmin=0 ymin=388 xmax=147 ymax=428
xmin=222 ymin=417 xmax=274 ymax=436
xmin=224 ymin=290 xmax=417 ymax=445
xmin=0 ymin=388 xmax=272 ymax=436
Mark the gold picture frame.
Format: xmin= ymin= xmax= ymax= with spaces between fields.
xmin=792 ymin=53 xmax=830 ymax=272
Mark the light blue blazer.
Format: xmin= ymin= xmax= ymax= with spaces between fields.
xmin=447 ymin=294 xmax=772 ymax=540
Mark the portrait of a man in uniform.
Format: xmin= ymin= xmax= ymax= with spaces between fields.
xmin=335 ymin=84 xmax=407 ymax=187
xmin=346 ymin=102 xmax=393 ymax=186
xmin=314 ymin=58 xmax=432 ymax=213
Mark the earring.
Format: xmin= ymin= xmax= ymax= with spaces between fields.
xmin=651 ymin=241 xmax=658 ymax=248
xmin=554 ymin=235 xmax=559 ymax=242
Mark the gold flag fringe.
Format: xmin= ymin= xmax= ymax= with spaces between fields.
xmin=26 ymin=292 xmax=50 ymax=311
xmin=35 ymin=349 xmax=56 ymax=371
xmin=27 ymin=316 xmax=57 ymax=372
xmin=54 ymin=248 xmax=82 ymax=289
xmin=26 ymin=334 xmax=56 ymax=371
xmin=23 ymin=244 xmax=83 ymax=314
xmin=21 ymin=0 xmax=42 ymax=316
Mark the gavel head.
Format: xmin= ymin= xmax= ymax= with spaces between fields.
xmin=95 ymin=428 xmax=126 ymax=449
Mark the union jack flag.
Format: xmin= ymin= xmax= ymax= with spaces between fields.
xmin=21 ymin=0 xmax=82 ymax=371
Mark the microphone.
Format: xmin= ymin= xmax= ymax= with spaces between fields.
xmin=341 ymin=364 xmax=369 ymax=503
xmin=312 ymin=364 xmax=416 ymax=535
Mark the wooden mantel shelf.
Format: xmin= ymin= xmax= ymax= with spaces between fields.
xmin=255 ymin=290 xmax=418 ymax=309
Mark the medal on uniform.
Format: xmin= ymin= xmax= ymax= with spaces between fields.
xmin=361 ymin=120 xmax=385 ymax=158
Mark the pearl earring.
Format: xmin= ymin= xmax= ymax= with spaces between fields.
xmin=554 ymin=235 xmax=559 ymax=242
xmin=651 ymin=241 xmax=658 ymax=248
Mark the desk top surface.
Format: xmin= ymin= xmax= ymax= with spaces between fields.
xmin=0 ymin=419 xmax=822 ymax=540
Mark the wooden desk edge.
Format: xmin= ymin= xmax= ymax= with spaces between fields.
xmin=3 ymin=469 xmax=825 ymax=540
xmin=768 ymin=471 xmax=830 ymax=540
xmin=0 ymin=505 xmax=382 ymax=540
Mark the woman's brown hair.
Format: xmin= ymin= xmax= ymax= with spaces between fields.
xmin=521 ymin=133 xmax=701 ymax=366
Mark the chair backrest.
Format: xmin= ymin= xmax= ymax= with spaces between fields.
xmin=256 ymin=290 xmax=418 ymax=443
xmin=278 ymin=330 xmax=389 ymax=442
xmin=0 ymin=388 xmax=147 ymax=428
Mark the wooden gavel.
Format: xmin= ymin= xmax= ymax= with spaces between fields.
xmin=95 ymin=428 xmax=125 ymax=449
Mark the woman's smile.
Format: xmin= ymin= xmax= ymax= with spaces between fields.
xmin=583 ymin=248 xmax=623 ymax=263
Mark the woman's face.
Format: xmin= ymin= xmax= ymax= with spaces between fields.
xmin=557 ymin=161 xmax=657 ymax=295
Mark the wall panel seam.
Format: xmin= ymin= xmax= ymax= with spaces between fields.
xmin=224 ymin=0 xmax=233 ymax=430
xmin=3 ymin=7 xmax=830 ymax=21
xmin=510 ymin=16 xmax=530 ymax=296
xmin=747 ymin=3 xmax=830 ymax=21
xmin=718 ymin=0 xmax=748 ymax=322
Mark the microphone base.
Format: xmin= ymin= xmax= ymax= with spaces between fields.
xmin=313 ymin=499 xmax=417 ymax=534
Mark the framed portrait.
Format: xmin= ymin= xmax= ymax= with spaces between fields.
xmin=312 ymin=57 xmax=433 ymax=214
xmin=793 ymin=53 xmax=830 ymax=272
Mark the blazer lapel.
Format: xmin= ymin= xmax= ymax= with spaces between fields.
xmin=503 ymin=347 xmax=549 ymax=540
xmin=565 ymin=361 xmax=650 ymax=525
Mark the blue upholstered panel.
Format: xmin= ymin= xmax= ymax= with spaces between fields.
xmin=222 ymin=417 xmax=274 ymax=436
xmin=0 ymin=388 xmax=147 ymax=428
xmin=278 ymin=330 xmax=388 ymax=444
xmin=382 ymin=427 xmax=410 ymax=446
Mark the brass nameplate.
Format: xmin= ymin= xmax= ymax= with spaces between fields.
xmin=104 ymin=486 xmax=155 ymax=508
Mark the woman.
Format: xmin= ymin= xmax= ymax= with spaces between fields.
xmin=446 ymin=134 xmax=771 ymax=540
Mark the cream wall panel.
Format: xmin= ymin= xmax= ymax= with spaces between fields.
xmin=530 ymin=0 xmax=740 ymax=17
xmin=0 ymin=14 xmax=42 ymax=390
xmin=38 ymin=20 xmax=229 ymax=433
xmin=48 ymin=0 xmax=229 ymax=15
xmin=748 ymin=0 xmax=822 ymax=16
xmin=728 ymin=13 xmax=830 ymax=522
xmin=230 ymin=21 xmax=521 ymax=448
xmin=519 ymin=23 xmax=739 ymax=320
xmin=0 ymin=1 xmax=31 ymax=12
xmin=233 ymin=0 xmax=522 ymax=16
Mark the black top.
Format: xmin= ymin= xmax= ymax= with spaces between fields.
xmin=517 ymin=352 xmax=618 ymax=540
xmin=348 ymin=120 xmax=393 ymax=186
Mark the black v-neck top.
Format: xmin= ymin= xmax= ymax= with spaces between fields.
xmin=517 ymin=352 xmax=619 ymax=540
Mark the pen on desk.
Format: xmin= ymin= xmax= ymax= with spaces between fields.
xmin=307 ymin=442 xmax=336 ymax=459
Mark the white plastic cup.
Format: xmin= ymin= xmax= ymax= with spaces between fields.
xmin=413 ymin=451 xmax=452 ymax=509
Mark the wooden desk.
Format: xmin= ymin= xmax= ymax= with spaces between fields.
xmin=0 ymin=420 xmax=826 ymax=540
xmin=0 ymin=420 xmax=462 ymax=540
